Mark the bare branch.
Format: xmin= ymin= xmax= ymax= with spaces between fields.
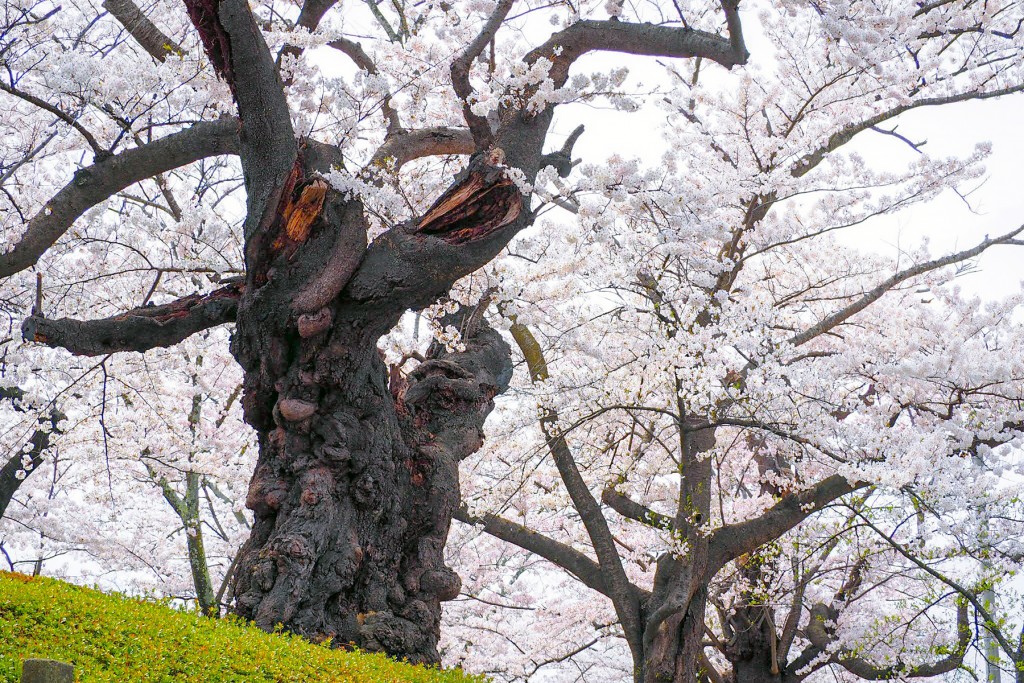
xmin=22 ymin=281 xmax=242 ymax=356
xmin=103 ymin=0 xmax=185 ymax=62
xmin=539 ymin=124 xmax=584 ymax=178
xmin=788 ymin=225 xmax=1024 ymax=348
xmin=326 ymin=36 xmax=377 ymax=73
xmin=507 ymin=321 xmax=645 ymax=657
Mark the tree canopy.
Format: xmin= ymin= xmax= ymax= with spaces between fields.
xmin=1 ymin=0 xmax=1023 ymax=680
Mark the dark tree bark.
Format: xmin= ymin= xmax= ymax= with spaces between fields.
xmin=231 ymin=287 xmax=511 ymax=660
xmin=0 ymin=387 xmax=64 ymax=519
xmin=10 ymin=0 xmax=748 ymax=665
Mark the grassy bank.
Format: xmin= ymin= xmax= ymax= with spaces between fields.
xmin=0 ymin=572 xmax=483 ymax=683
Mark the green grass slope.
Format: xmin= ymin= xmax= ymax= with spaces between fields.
xmin=0 ymin=572 xmax=485 ymax=683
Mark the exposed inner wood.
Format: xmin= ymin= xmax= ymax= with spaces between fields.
xmin=416 ymin=166 xmax=522 ymax=244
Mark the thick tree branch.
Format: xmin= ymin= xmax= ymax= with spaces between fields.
xmin=707 ymin=475 xmax=863 ymax=572
xmin=788 ymin=224 xmax=1024 ymax=348
xmin=22 ymin=281 xmax=242 ymax=356
xmin=294 ymin=0 xmax=337 ymax=32
xmin=526 ymin=19 xmax=747 ymax=90
xmin=344 ymin=155 xmax=527 ymax=325
xmin=601 ymin=486 xmax=674 ymax=531
xmin=367 ymin=127 xmax=475 ymax=171
xmin=0 ymin=117 xmax=240 ymax=279
xmin=401 ymin=310 xmax=513 ymax=463
xmin=718 ymin=0 xmax=745 ymax=59
xmin=450 ymin=0 xmax=515 ymax=147
xmin=103 ymin=0 xmax=184 ymax=62
xmin=184 ymin=0 xmax=297 ymax=240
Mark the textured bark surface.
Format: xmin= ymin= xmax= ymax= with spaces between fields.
xmin=230 ymin=284 xmax=510 ymax=660
xmin=11 ymin=0 xmax=753 ymax=666
xmin=222 ymin=137 xmax=514 ymax=659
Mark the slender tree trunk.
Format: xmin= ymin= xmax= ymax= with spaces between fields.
xmin=640 ymin=421 xmax=716 ymax=682
xmin=182 ymin=472 xmax=218 ymax=616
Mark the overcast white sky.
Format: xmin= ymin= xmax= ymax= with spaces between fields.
xmin=553 ymin=78 xmax=1022 ymax=302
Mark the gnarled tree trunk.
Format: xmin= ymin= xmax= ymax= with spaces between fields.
xmin=13 ymin=0 xmax=748 ymax=666
xmin=230 ymin=278 xmax=510 ymax=660
xmin=223 ymin=136 xmax=515 ymax=660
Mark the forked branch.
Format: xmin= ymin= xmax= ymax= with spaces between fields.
xmin=0 ymin=117 xmax=240 ymax=279
xmin=788 ymin=224 xmax=1024 ymax=348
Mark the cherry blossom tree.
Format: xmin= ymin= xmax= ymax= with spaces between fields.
xmin=1 ymin=0 xmax=1023 ymax=679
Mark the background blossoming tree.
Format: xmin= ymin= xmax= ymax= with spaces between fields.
xmin=0 ymin=0 xmax=1022 ymax=680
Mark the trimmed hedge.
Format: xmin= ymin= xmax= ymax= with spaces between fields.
xmin=0 ymin=572 xmax=484 ymax=683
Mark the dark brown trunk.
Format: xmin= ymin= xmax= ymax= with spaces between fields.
xmin=227 ymin=183 xmax=511 ymax=662
xmin=642 ymin=586 xmax=709 ymax=683
xmin=731 ymin=660 xmax=783 ymax=683
xmin=725 ymin=603 xmax=782 ymax=683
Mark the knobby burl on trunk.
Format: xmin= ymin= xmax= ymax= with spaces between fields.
xmin=25 ymin=142 xmax=521 ymax=662
xmin=227 ymin=149 xmax=518 ymax=661
xmin=11 ymin=0 xmax=748 ymax=666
